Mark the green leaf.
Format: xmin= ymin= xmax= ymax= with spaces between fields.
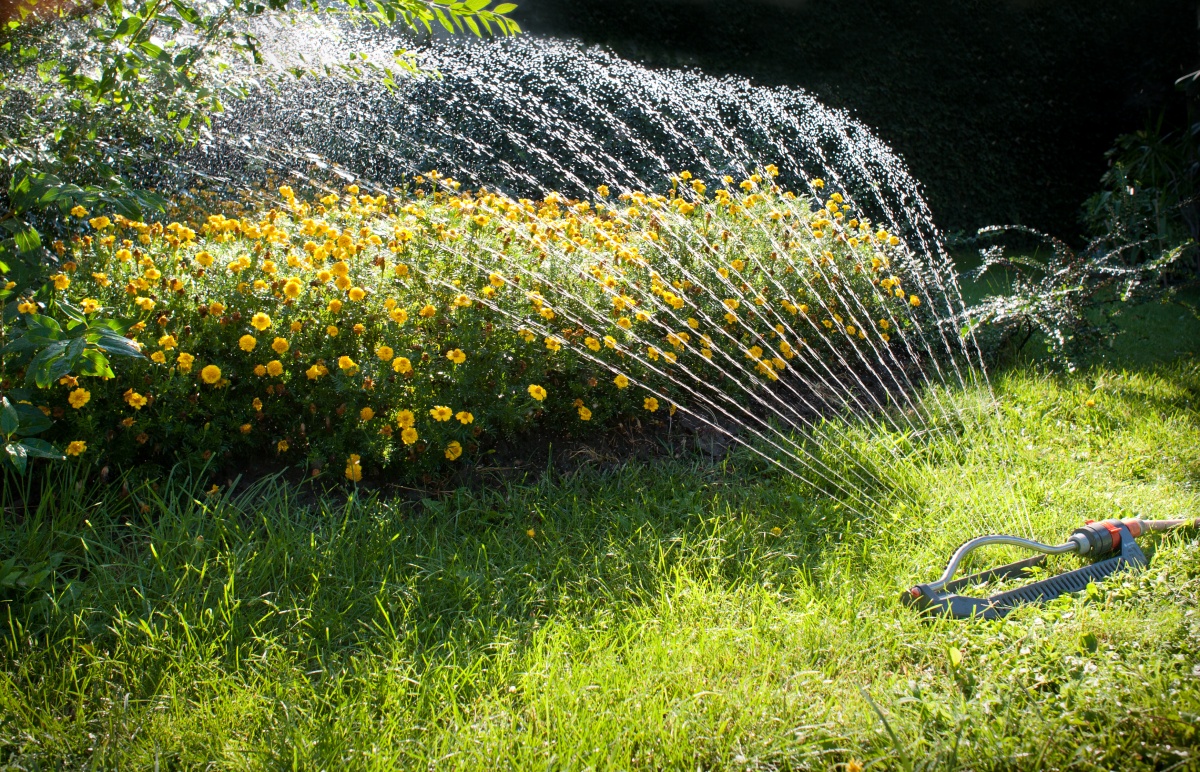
xmin=20 ymin=439 xmax=65 ymax=461
xmin=0 ymin=398 xmax=20 ymax=437
xmin=94 ymin=329 xmax=144 ymax=358
xmin=4 ymin=443 xmax=28 ymax=475
xmin=492 ymin=2 xmax=516 ymax=12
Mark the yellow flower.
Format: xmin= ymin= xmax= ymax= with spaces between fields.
xmin=526 ymin=528 xmax=536 ymax=538
xmin=544 ymin=337 xmax=562 ymax=353
xmin=271 ymin=337 xmax=289 ymax=354
xmin=614 ymin=374 xmax=629 ymax=389
xmin=290 ymin=321 xmax=302 ymax=333
xmin=134 ymin=297 xmax=155 ymax=312
xmin=177 ymin=352 xmax=195 ymax=373
xmin=253 ymin=398 xmax=263 ymax=411
xmin=70 ymin=205 xmax=88 ymax=217
xmin=453 ymin=294 xmax=472 ymax=308
xmin=447 ymin=348 xmax=466 ymax=364
xmin=305 ymin=364 xmax=325 ymax=380
xmin=388 ymin=307 xmax=409 ymax=325
xmin=353 ymin=323 xmax=365 ymax=335
xmin=338 ymin=355 xmax=358 ymax=373
xmin=239 ymin=334 xmax=257 ymax=352
xmin=348 ymin=287 xmax=366 ymax=302
xmin=812 ymin=178 xmax=825 ymax=189
xmin=376 ymin=345 xmax=394 ymax=362
xmin=455 ymin=411 xmax=474 ymax=425
xmin=420 ymin=304 xmax=436 ymax=318
xmin=209 ymin=301 xmax=226 ymax=316
xmin=430 ymin=405 xmax=453 ymax=422
xmin=251 ymin=313 xmax=271 ymax=331
xmin=88 ymin=216 xmax=111 ymax=230
xmin=327 ymin=299 xmax=343 ymax=314
xmin=51 ymin=273 xmax=70 ymax=291
xmin=151 ymin=351 xmax=166 ymax=364
xmin=527 ymin=384 xmax=547 ymax=401
xmin=125 ymin=390 xmax=148 ymax=409
xmin=644 ymin=397 xmax=659 ymax=412
xmin=401 ymin=427 xmax=419 ymax=445
xmin=327 ymin=325 xmax=339 ymax=337
xmin=240 ymin=423 xmax=252 ymax=435
xmin=201 ymin=365 xmax=222 ymax=384
xmin=604 ymin=335 xmax=617 ymax=349
xmin=266 ymin=360 xmax=284 ymax=377
xmin=360 ymin=407 xmax=375 ymax=421
xmin=254 ymin=364 xmax=268 ymax=376
xmin=489 ymin=272 xmax=505 ymax=287
xmin=345 ymin=454 xmax=363 ymax=482
xmin=584 ymin=337 xmax=601 ymax=351
xmin=397 ymin=409 xmax=415 ymax=428
xmin=68 ymin=388 xmax=90 ymax=409
xmin=616 ymin=316 xmax=632 ymax=330
xmin=66 ymin=440 xmax=87 ymax=456
xmin=909 ymin=295 xmax=921 ymax=307
xmin=578 ymin=405 xmax=592 ymax=421
xmin=277 ymin=440 xmax=289 ymax=453
xmin=596 ymin=184 xmax=610 ymax=197
xmin=392 ymin=356 xmax=413 ymax=374
xmin=444 ymin=441 xmax=463 ymax=461
xmin=195 ymin=251 xmax=214 ymax=268
xmin=283 ymin=279 xmax=303 ymax=299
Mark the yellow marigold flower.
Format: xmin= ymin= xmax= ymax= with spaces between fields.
xmin=88 ymin=216 xmax=111 ymax=230
xmin=700 ymin=347 xmax=713 ymax=359
xmin=455 ymin=411 xmax=474 ymax=425
xmin=489 ymin=272 xmax=505 ymax=287
xmin=305 ymin=364 xmax=324 ymax=380
xmin=70 ymin=205 xmax=88 ymax=218
xmin=157 ymin=334 xmax=176 ymax=350
xmin=327 ymin=299 xmax=343 ymax=314
xmin=254 ymin=364 xmax=267 ymax=376
xmin=290 ymin=321 xmax=302 ymax=333
xmin=345 ymin=454 xmax=363 ymax=482
xmin=50 ymin=273 xmax=70 ymax=291
xmin=419 ymin=304 xmax=436 ymax=318
xmin=251 ymin=313 xmax=271 ymax=331
xmin=447 ymin=348 xmax=466 ymax=364
xmin=195 ymin=251 xmax=214 ymax=268
xmin=66 ymin=440 xmax=87 ymax=456
xmin=430 ymin=405 xmax=453 ymax=422
xmin=125 ymin=390 xmax=148 ymax=409
xmin=150 ymin=351 xmax=166 ymax=364
xmin=544 ymin=337 xmax=562 ymax=353
xmin=646 ymin=346 xmax=660 ymax=361
xmin=389 ymin=308 xmax=408 ymax=325
xmin=360 ymin=407 xmax=375 ymax=421
xmin=596 ymin=184 xmax=610 ymax=197
xmin=177 ymin=352 xmax=195 ymax=372
xmin=585 ymin=337 xmax=601 ymax=352
xmin=338 ymin=355 xmax=358 ymax=373
xmin=909 ymin=295 xmax=921 ymax=307
xmin=393 ymin=357 xmax=412 ymax=374
xmin=578 ymin=405 xmax=592 ymax=421
xmin=614 ymin=374 xmax=629 ymax=389
xmin=240 ymin=423 xmax=252 ymax=435
xmin=453 ymin=294 xmax=472 ymax=308
xmin=348 ymin=287 xmax=366 ymax=302
xmin=68 ymin=388 xmax=91 ymax=409
xmin=394 ymin=263 xmax=410 ymax=278
xmin=444 ymin=441 xmax=463 ymax=461
xmin=327 ymin=325 xmax=339 ymax=337
xmin=270 ymin=337 xmax=289 ymax=354
xmin=283 ymin=279 xmax=303 ymax=299
xmin=239 ymin=334 xmax=257 ymax=352
xmin=539 ymin=307 xmax=556 ymax=321
xmin=201 ymin=365 xmax=222 ymax=384
xmin=353 ymin=323 xmax=365 ymax=335
xmin=253 ymin=398 xmax=263 ymax=411
xmin=277 ymin=440 xmax=289 ymax=453
xmin=376 ymin=345 xmax=394 ymax=362
xmin=644 ymin=397 xmax=659 ymax=412
xmin=134 ymin=297 xmax=155 ymax=312
xmin=266 ymin=360 xmax=284 ymax=377
xmin=616 ymin=316 xmax=632 ymax=330
xmin=397 ymin=409 xmax=415 ymax=428
xmin=331 ymin=260 xmax=350 ymax=278
xmin=209 ymin=301 xmax=226 ymax=316
xmin=401 ymin=427 xmax=418 ymax=445
xmin=317 ymin=269 xmax=332 ymax=283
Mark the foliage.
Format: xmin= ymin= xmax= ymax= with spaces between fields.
xmin=2 ymin=358 xmax=1198 ymax=768
xmin=1082 ymin=111 xmax=1199 ymax=274
xmin=962 ymin=225 xmax=1188 ymax=370
xmin=0 ymin=393 xmax=62 ymax=472
xmin=0 ymin=172 xmax=930 ymax=479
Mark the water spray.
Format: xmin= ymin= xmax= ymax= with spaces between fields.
xmin=903 ymin=518 xmax=1198 ymax=620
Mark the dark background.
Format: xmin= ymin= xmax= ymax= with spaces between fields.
xmin=512 ymin=0 xmax=1198 ymax=236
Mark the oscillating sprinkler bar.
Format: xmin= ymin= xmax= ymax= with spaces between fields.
xmin=903 ymin=518 xmax=1199 ymax=620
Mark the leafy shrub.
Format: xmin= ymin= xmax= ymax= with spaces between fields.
xmin=0 ymin=170 xmax=930 ymax=481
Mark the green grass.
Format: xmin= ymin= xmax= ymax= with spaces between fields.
xmin=2 ymin=357 xmax=1200 ymax=769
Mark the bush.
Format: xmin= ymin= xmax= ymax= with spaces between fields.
xmin=0 ymin=170 xmax=930 ymax=481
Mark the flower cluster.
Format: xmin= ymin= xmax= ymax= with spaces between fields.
xmin=1 ymin=170 xmax=929 ymax=480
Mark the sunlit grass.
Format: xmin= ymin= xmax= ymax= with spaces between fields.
xmin=2 ymin=360 xmax=1199 ymax=769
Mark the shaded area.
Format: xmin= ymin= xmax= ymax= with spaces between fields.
xmin=515 ymin=0 xmax=1198 ymax=235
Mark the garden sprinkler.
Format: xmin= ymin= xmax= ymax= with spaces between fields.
xmin=903 ymin=518 xmax=1198 ymax=620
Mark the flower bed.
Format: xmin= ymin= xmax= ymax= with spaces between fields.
xmin=1 ymin=170 xmax=929 ymax=480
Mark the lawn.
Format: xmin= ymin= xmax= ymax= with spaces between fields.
xmin=2 ymin=327 xmax=1199 ymax=768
